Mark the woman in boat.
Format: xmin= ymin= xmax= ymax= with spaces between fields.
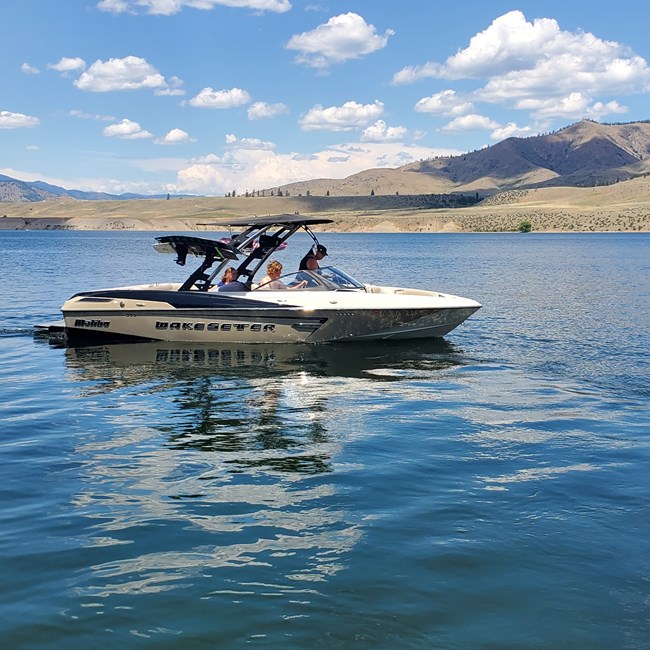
xmin=211 ymin=266 xmax=248 ymax=292
xmin=258 ymin=260 xmax=307 ymax=290
xmin=217 ymin=267 xmax=237 ymax=287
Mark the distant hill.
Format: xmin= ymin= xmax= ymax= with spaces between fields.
xmin=273 ymin=120 xmax=650 ymax=197
xmin=0 ymin=175 xmax=60 ymax=202
xmin=29 ymin=179 xmax=173 ymax=201
xmin=4 ymin=120 xmax=650 ymax=203
xmin=0 ymin=174 xmax=196 ymax=203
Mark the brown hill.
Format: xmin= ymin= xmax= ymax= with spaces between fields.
xmin=275 ymin=120 xmax=650 ymax=196
xmin=0 ymin=175 xmax=59 ymax=202
xmin=277 ymin=167 xmax=457 ymax=197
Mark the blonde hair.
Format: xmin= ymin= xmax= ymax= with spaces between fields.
xmin=267 ymin=260 xmax=283 ymax=275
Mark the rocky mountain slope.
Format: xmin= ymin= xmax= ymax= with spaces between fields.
xmin=277 ymin=120 xmax=650 ymax=196
xmin=0 ymin=175 xmax=60 ymax=202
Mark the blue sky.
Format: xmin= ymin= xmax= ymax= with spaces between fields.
xmin=2 ymin=0 xmax=649 ymax=196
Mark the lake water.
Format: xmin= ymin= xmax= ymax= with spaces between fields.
xmin=1 ymin=230 xmax=649 ymax=649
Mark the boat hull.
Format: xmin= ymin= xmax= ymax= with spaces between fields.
xmin=62 ymin=306 xmax=479 ymax=344
xmin=59 ymin=282 xmax=481 ymax=345
xmin=61 ymin=300 xmax=479 ymax=345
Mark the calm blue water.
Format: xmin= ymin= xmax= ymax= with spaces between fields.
xmin=1 ymin=231 xmax=649 ymax=649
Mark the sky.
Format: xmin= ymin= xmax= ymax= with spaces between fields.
xmin=2 ymin=0 xmax=650 ymax=196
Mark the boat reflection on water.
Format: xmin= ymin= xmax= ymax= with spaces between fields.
xmin=63 ymin=339 xmax=465 ymax=475
xmin=57 ymin=340 xmax=467 ymax=599
xmin=64 ymin=338 xmax=463 ymax=384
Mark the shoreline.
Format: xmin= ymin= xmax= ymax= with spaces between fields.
xmin=1 ymin=215 xmax=647 ymax=234
xmin=1 ymin=193 xmax=649 ymax=233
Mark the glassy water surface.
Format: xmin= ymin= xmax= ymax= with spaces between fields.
xmin=1 ymin=231 xmax=648 ymax=648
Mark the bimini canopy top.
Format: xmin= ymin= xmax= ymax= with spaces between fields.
xmin=225 ymin=214 xmax=333 ymax=228
xmin=154 ymin=235 xmax=239 ymax=266
xmin=154 ymin=215 xmax=333 ymax=291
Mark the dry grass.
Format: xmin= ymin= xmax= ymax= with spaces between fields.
xmin=1 ymin=175 xmax=649 ymax=233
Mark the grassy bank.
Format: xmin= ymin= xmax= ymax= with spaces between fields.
xmin=1 ymin=180 xmax=649 ymax=233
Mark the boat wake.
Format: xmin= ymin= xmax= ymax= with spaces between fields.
xmin=0 ymin=326 xmax=36 ymax=337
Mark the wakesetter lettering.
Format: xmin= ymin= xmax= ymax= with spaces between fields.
xmin=155 ymin=321 xmax=276 ymax=333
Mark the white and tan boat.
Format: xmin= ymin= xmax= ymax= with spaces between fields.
xmin=44 ymin=214 xmax=481 ymax=345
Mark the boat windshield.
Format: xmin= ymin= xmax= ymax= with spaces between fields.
xmin=311 ymin=266 xmax=365 ymax=289
xmin=253 ymin=266 xmax=365 ymax=291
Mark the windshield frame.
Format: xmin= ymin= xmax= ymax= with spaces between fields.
xmin=311 ymin=266 xmax=365 ymax=290
xmin=252 ymin=266 xmax=365 ymax=292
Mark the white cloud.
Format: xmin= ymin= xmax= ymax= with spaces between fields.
xmin=490 ymin=122 xmax=534 ymax=141
xmin=477 ymin=52 xmax=650 ymax=102
xmin=21 ymin=63 xmax=40 ymax=75
xmin=169 ymin=140 xmax=460 ymax=195
xmin=48 ymin=57 xmax=87 ymax=73
xmin=103 ymin=118 xmax=153 ymax=139
xmin=225 ymin=134 xmax=275 ymax=150
xmin=441 ymin=114 xmax=500 ymax=133
xmin=154 ymin=76 xmax=185 ymax=96
xmin=247 ymin=101 xmax=289 ymax=120
xmin=286 ymin=12 xmax=394 ymax=69
xmin=415 ymin=90 xmax=474 ymax=117
xmin=392 ymin=9 xmax=650 ymax=127
xmin=176 ymin=164 xmax=229 ymax=193
xmin=516 ymin=92 xmax=591 ymax=118
xmin=74 ymin=56 xmax=171 ymax=92
xmin=96 ymin=0 xmax=131 ymax=12
xmin=0 ymin=111 xmax=40 ymax=129
xmin=70 ymin=109 xmax=116 ymax=121
xmin=392 ymin=62 xmax=440 ymax=85
xmin=188 ymin=87 xmax=251 ymax=108
xmin=300 ymin=100 xmax=384 ymax=131
xmin=393 ymin=12 xmax=569 ymax=83
xmin=442 ymin=11 xmax=561 ymax=79
xmin=154 ymin=128 xmax=195 ymax=145
xmin=361 ymin=120 xmax=406 ymax=143
xmin=97 ymin=0 xmax=291 ymax=15
xmin=516 ymin=93 xmax=628 ymax=121
xmin=4 ymin=137 xmax=462 ymax=196
xmin=586 ymin=100 xmax=627 ymax=119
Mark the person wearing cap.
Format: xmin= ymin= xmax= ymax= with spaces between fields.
xmin=299 ymin=244 xmax=328 ymax=271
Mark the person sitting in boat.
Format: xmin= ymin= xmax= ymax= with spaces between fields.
xmin=217 ymin=267 xmax=237 ymax=287
xmin=214 ymin=267 xmax=248 ymax=292
xmin=208 ymin=266 xmax=242 ymax=291
xmin=299 ymin=244 xmax=327 ymax=270
xmin=218 ymin=279 xmax=247 ymax=292
xmin=258 ymin=260 xmax=307 ymax=290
